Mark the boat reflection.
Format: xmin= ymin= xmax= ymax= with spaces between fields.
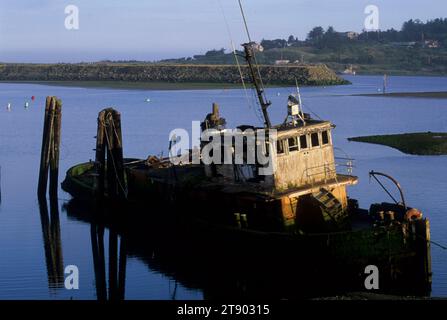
xmin=63 ymin=199 xmax=431 ymax=300
xmin=64 ymin=200 xmax=429 ymax=299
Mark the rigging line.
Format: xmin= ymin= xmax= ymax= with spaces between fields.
xmin=414 ymin=233 xmax=447 ymax=250
xmin=238 ymin=0 xmax=252 ymax=43
xmin=306 ymin=107 xmax=323 ymax=121
xmin=251 ymin=89 xmax=266 ymax=123
xmin=216 ymin=0 xmax=263 ymax=126
xmin=236 ymin=45 xmax=264 ymax=126
xmin=237 ymin=0 xmax=269 ymax=108
xmin=429 ymin=238 xmax=447 ymax=250
xmin=370 ymin=174 xmax=399 ymax=205
xmin=298 ymin=94 xmax=323 ymax=121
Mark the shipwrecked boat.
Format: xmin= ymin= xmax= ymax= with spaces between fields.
xmin=61 ymin=41 xmax=432 ymax=295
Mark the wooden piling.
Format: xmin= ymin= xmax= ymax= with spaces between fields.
xmin=111 ymin=111 xmax=126 ymax=200
xmin=38 ymin=97 xmax=62 ymax=200
xmin=38 ymin=97 xmax=52 ymax=198
xmin=95 ymin=111 xmax=106 ymax=199
xmin=49 ymin=99 xmax=62 ymax=197
xmin=106 ymin=112 xmax=117 ymax=199
xmin=94 ymin=108 xmax=126 ymax=201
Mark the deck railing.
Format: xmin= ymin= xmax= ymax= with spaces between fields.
xmin=303 ymin=158 xmax=355 ymax=188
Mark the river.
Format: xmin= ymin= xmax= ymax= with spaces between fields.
xmin=0 ymin=75 xmax=446 ymax=299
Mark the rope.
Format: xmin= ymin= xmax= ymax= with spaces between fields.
xmin=100 ymin=115 xmax=128 ymax=199
xmin=414 ymin=233 xmax=447 ymax=250
xmin=430 ymin=239 xmax=447 ymax=250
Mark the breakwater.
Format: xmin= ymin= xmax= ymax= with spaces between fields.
xmin=0 ymin=63 xmax=348 ymax=86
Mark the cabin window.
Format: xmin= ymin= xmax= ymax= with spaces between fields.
xmin=288 ymin=137 xmax=299 ymax=152
xmin=277 ymin=139 xmax=285 ymax=154
xmin=311 ymin=132 xmax=320 ymax=147
xmin=322 ymin=131 xmax=329 ymax=145
xmin=299 ymin=135 xmax=308 ymax=149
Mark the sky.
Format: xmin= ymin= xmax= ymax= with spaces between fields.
xmin=0 ymin=0 xmax=445 ymax=63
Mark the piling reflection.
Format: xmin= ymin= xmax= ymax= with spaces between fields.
xmin=38 ymin=197 xmax=64 ymax=289
xmin=90 ymin=218 xmax=127 ymax=300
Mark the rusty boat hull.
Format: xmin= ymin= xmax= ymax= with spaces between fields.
xmin=61 ymin=160 xmax=432 ymax=296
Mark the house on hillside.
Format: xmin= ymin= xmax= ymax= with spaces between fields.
xmin=424 ymin=40 xmax=440 ymax=48
xmin=338 ymin=31 xmax=359 ymax=40
xmin=275 ymin=60 xmax=290 ymax=65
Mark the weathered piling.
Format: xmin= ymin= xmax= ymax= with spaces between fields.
xmin=94 ymin=108 xmax=126 ymax=201
xmin=38 ymin=97 xmax=62 ymax=200
xmin=94 ymin=111 xmax=106 ymax=198
xmin=49 ymin=100 xmax=62 ymax=197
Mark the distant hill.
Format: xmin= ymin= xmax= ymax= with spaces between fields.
xmin=158 ymin=18 xmax=447 ymax=76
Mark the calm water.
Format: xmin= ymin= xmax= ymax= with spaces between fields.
xmin=0 ymin=75 xmax=446 ymax=299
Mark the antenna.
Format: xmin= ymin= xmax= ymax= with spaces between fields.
xmin=238 ymin=0 xmax=272 ymax=128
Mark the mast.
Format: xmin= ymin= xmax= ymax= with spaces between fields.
xmin=242 ymin=42 xmax=272 ymax=128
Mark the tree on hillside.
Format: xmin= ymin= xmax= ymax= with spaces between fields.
xmin=307 ymin=26 xmax=325 ymax=43
xmin=260 ymin=38 xmax=288 ymax=50
xmin=205 ymin=48 xmax=226 ymax=56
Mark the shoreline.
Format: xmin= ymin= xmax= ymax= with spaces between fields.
xmin=348 ymin=132 xmax=447 ymax=155
xmin=352 ymin=91 xmax=447 ymax=99
xmin=5 ymin=80 xmax=244 ymax=91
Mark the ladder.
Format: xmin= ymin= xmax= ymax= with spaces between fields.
xmin=313 ymin=188 xmax=347 ymax=228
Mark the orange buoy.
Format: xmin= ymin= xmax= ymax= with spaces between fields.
xmin=405 ymin=208 xmax=423 ymax=221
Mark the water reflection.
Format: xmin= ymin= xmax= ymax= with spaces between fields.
xmin=63 ymin=199 xmax=432 ymax=300
xmin=90 ymin=215 xmax=127 ymax=300
xmin=38 ymin=197 xmax=64 ymax=289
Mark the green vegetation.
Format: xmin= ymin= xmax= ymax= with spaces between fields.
xmin=348 ymin=132 xmax=447 ymax=155
xmin=162 ymin=18 xmax=447 ymax=75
